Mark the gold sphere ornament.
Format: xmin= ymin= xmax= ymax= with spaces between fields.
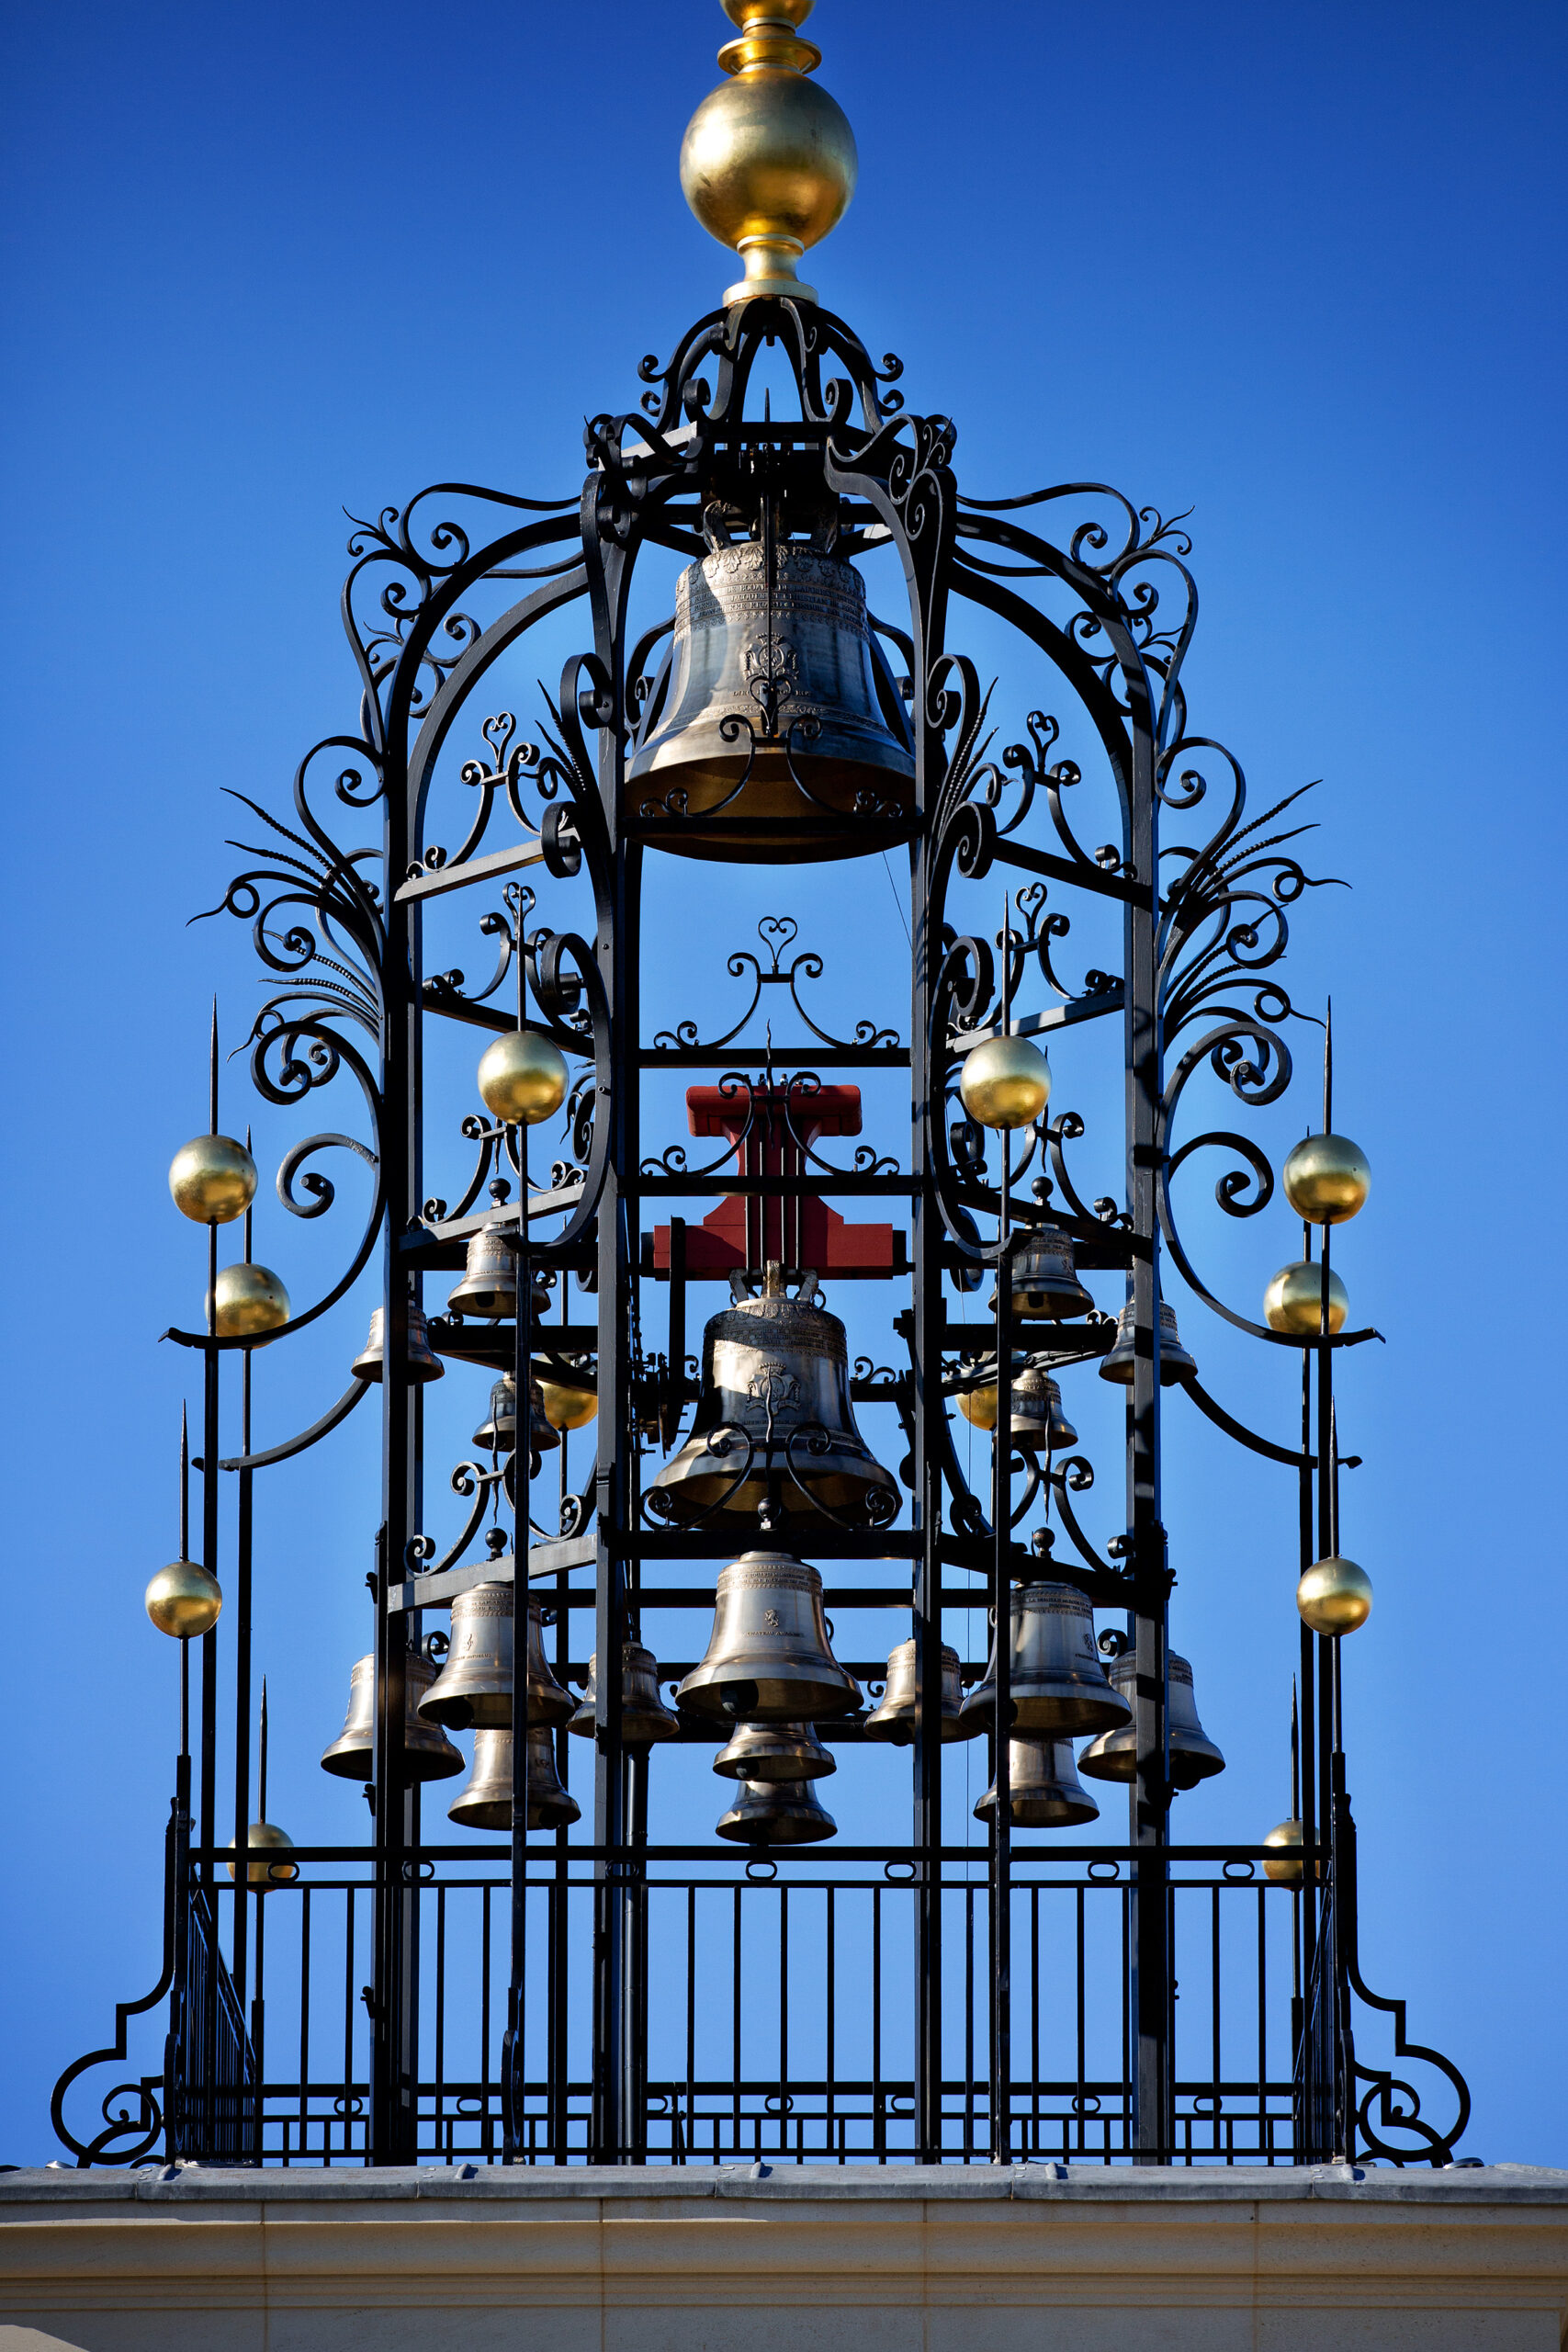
xmin=168 ymin=1134 xmax=257 ymax=1225
xmin=211 ymin=1262 xmax=291 ymax=1338
xmin=227 ymin=1822 xmax=299 ymax=1887
xmin=477 ymin=1030 xmax=570 ymax=1126
xmin=145 ymin=1559 xmax=222 ymax=1640
xmin=958 ymin=1035 xmax=1052 ymax=1132
xmin=536 ymin=1377 xmax=597 ymax=1433
xmin=1263 ymin=1260 xmax=1348 ymax=1336
xmin=681 ymin=0 xmax=857 ymax=307
xmin=1296 ymin=1555 xmax=1373 ymax=1636
xmin=1282 ymin=1133 xmax=1371 ymax=1226
xmin=957 ymin=1379 xmax=999 ymax=1431
xmin=1263 ymin=1818 xmax=1305 ymax=1885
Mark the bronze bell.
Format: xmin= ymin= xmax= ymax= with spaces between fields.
xmin=713 ymin=1718 xmax=836 ymax=1782
xmin=471 ymin=1373 xmax=559 ymax=1457
xmin=716 ymin=1777 xmax=838 ymax=1844
xmin=863 ymin=1639 xmax=975 ymax=1745
xmin=351 ymin=1303 xmax=444 ymax=1384
xmin=1099 ymin=1299 xmax=1197 ymax=1386
xmin=319 ymin=1653 xmax=464 ymax=1782
xmin=416 ymin=1584 xmax=574 ymax=1733
xmin=446 ymin=1220 xmax=517 ymax=1319
xmin=962 ymin=1582 xmax=1132 ymax=1738
xmin=1009 ymin=1366 xmax=1077 ymax=1453
xmin=676 ymin=1551 xmax=861 ymax=1724
xmin=625 ymin=536 xmax=915 ymax=864
xmin=567 ymin=1645 xmax=681 ymax=1746
xmin=447 ymin=1726 xmax=581 ymax=1832
xmin=649 ymin=1265 xmax=897 ymax=1529
xmin=992 ymin=1229 xmax=1093 ymax=1320
xmin=975 ymin=1737 xmax=1100 ymax=1828
xmin=1077 ymin=1650 xmax=1225 ymax=1791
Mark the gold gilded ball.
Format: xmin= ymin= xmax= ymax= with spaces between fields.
xmin=227 ymin=1822 xmax=299 ymax=1887
xmin=1296 ymin=1555 xmax=1373 ymax=1636
xmin=212 ymin=1262 xmax=291 ymax=1338
xmin=682 ymin=71 xmax=856 ymax=266
xmin=1263 ymin=1260 xmax=1348 ymax=1336
xmin=957 ymin=1380 xmax=999 ymax=1431
xmin=145 ymin=1559 xmax=222 ymax=1639
xmin=1282 ymin=1133 xmax=1371 ymax=1226
xmin=958 ymin=1035 xmax=1052 ymax=1132
xmin=169 ymin=1134 xmax=258 ymax=1225
xmin=537 ymin=1377 xmax=597 ymax=1433
xmin=1263 ymin=1817 xmax=1305 ymax=1885
xmin=478 ymin=1030 xmax=570 ymax=1126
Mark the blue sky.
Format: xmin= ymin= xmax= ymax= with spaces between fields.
xmin=3 ymin=0 xmax=1564 ymax=2165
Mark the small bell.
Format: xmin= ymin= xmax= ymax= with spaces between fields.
xmin=975 ymin=1738 xmax=1100 ymax=1828
xmin=1098 ymin=1300 xmax=1196 ymax=1386
xmin=713 ymin=1719 xmax=836 ymax=1782
xmin=649 ymin=1264 xmax=897 ymax=1530
xmin=470 ymin=1373 xmax=559 ymax=1456
xmin=1077 ymin=1651 xmax=1226 ymax=1790
xmin=715 ymin=1778 xmax=838 ymax=1845
xmin=676 ymin=1551 xmax=861 ymax=1724
xmin=351 ymin=1303 xmax=444 ymax=1384
xmin=567 ymin=1645 xmax=681 ymax=1746
xmin=991 ymin=1229 xmax=1093 ymax=1321
xmin=446 ymin=1221 xmax=517 ymax=1320
xmin=863 ymin=1639 xmax=974 ymax=1744
xmin=447 ymin=1726 xmax=581 ymax=1832
xmin=955 ymin=1363 xmax=1077 ymax=1449
xmin=416 ymin=1584 xmax=574 ymax=1732
xmin=319 ymin=1653 xmax=465 ymax=1782
xmin=962 ymin=1582 xmax=1131 ymax=1738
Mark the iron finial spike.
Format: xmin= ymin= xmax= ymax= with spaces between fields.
xmin=209 ymin=999 xmax=220 ymax=1135
xmin=1323 ymin=997 xmax=1333 ymax=1135
xmin=259 ymin=1677 xmax=268 ymax=1821
xmin=179 ymin=1402 xmax=189 ymax=1558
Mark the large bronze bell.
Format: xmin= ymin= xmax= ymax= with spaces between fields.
xmin=351 ymin=1303 xmax=444 ymax=1384
xmin=975 ymin=1737 xmax=1100 ymax=1828
xmin=962 ymin=1582 xmax=1131 ymax=1738
xmin=713 ymin=1719 xmax=836 ymax=1782
xmin=446 ymin=1221 xmax=517 ymax=1320
xmin=1099 ymin=1299 xmax=1197 ymax=1385
xmin=320 ymin=1653 xmax=464 ymax=1782
xmin=567 ymin=1645 xmax=681 ymax=1746
xmin=471 ymin=1373 xmax=559 ymax=1457
xmin=1077 ymin=1648 xmax=1225 ymax=1790
xmin=676 ymin=1551 xmax=861 ymax=1724
xmin=863 ymin=1639 xmax=974 ymax=1744
xmin=416 ymin=1584 xmax=574 ymax=1733
xmin=994 ymin=1230 xmax=1093 ymax=1320
xmin=716 ymin=1778 xmax=838 ymax=1844
xmin=447 ymin=1726 xmax=581 ymax=1832
xmin=649 ymin=1265 xmax=897 ymax=1529
xmin=626 ymin=537 xmax=915 ymax=864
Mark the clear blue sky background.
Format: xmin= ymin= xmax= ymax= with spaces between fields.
xmin=3 ymin=0 xmax=1564 ymax=2166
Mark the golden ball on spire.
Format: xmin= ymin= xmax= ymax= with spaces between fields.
xmin=1263 ymin=1260 xmax=1348 ymax=1336
xmin=477 ymin=1031 xmax=570 ymax=1126
xmin=145 ymin=1559 xmax=222 ymax=1639
xmin=1296 ymin=1555 xmax=1373 ymax=1636
xmin=1282 ymin=1133 xmax=1371 ymax=1225
xmin=211 ymin=1261 xmax=291 ymax=1338
xmin=681 ymin=1 xmax=857 ymax=306
xmin=958 ymin=1035 xmax=1052 ymax=1132
xmin=169 ymin=1134 xmax=257 ymax=1225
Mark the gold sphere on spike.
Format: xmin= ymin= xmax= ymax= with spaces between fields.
xmin=168 ymin=1134 xmax=257 ymax=1225
xmin=212 ymin=1262 xmax=291 ymax=1338
xmin=958 ymin=1379 xmax=999 ymax=1431
xmin=1296 ymin=1555 xmax=1372 ymax=1636
xmin=145 ymin=1559 xmax=222 ymax=1639
xmin=227 ymin=1822 xmax=299 ymax=1887
xmin=477 ymin=1031 xmax=569 ymax=1126
xmin=536 ymin=1376 xmax=597 ymax=1433
xmin=1282 ymin=1133 xmax=1371 ymax=1226
xmin=1263 ymin=1817 xmax=1305 ymax=1885
xmin=1264 ymin=1260 xmax=1348 ymax=1336
xmin=958 ymin=1035 xmax=1051 ymax=1132
xmin=681 ymin=0 xmax=857 ymax=307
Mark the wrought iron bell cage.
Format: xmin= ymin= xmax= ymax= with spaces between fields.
xmin=51 ymin=13 xmax=1471 ymax=2176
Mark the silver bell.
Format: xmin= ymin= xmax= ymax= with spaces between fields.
xmin=961 ymin=1582 xmax=1131 ymax=1738
xmin=975 ymin=1737 xmax=1100 ymax=1828
xmin=675 ymin=1551 xmax=861 ymax=1724
xmin=863 ymin=1639 xmax=975 ymax=1744
xmin=713 ymin=1719 xmax=836 ymax=1782
xmin=715 ymin=1778 xmax=838 ymax=1844
xmin=1077 ymin=1650 xmax=1225 ymax=1791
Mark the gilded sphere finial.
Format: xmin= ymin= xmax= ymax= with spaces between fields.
xmin=1263 ymin=1818 xmax=1305 ymax=1885
xmin=212 ymin=1262 xmax=291 ymax=1339
xmin=958 ymin=1035 xmax=1052 ymax=1132
xmin=145 ymin=1559 xmax=223 ymax=1640
xmin=477 ymin=1030 xmax=570 ymax=1126
xmin=681 ymin=0 xmax=857 ymax=307
xmin=228 ymin=1822 xmax=299 ymax=1887
xmin=169 ymin=1134 xmax=257 ymax=1225
xmin=1263 ymin=1260 xmax=1348 ymax=1336
xmin=1282 ymin=1133 xmax=1371 ymax=1226
xmin=536 ymin=1377 xmax=598 ymax=1433
xmin=1296 ymin=1555 xmax=1372 ymax=1636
